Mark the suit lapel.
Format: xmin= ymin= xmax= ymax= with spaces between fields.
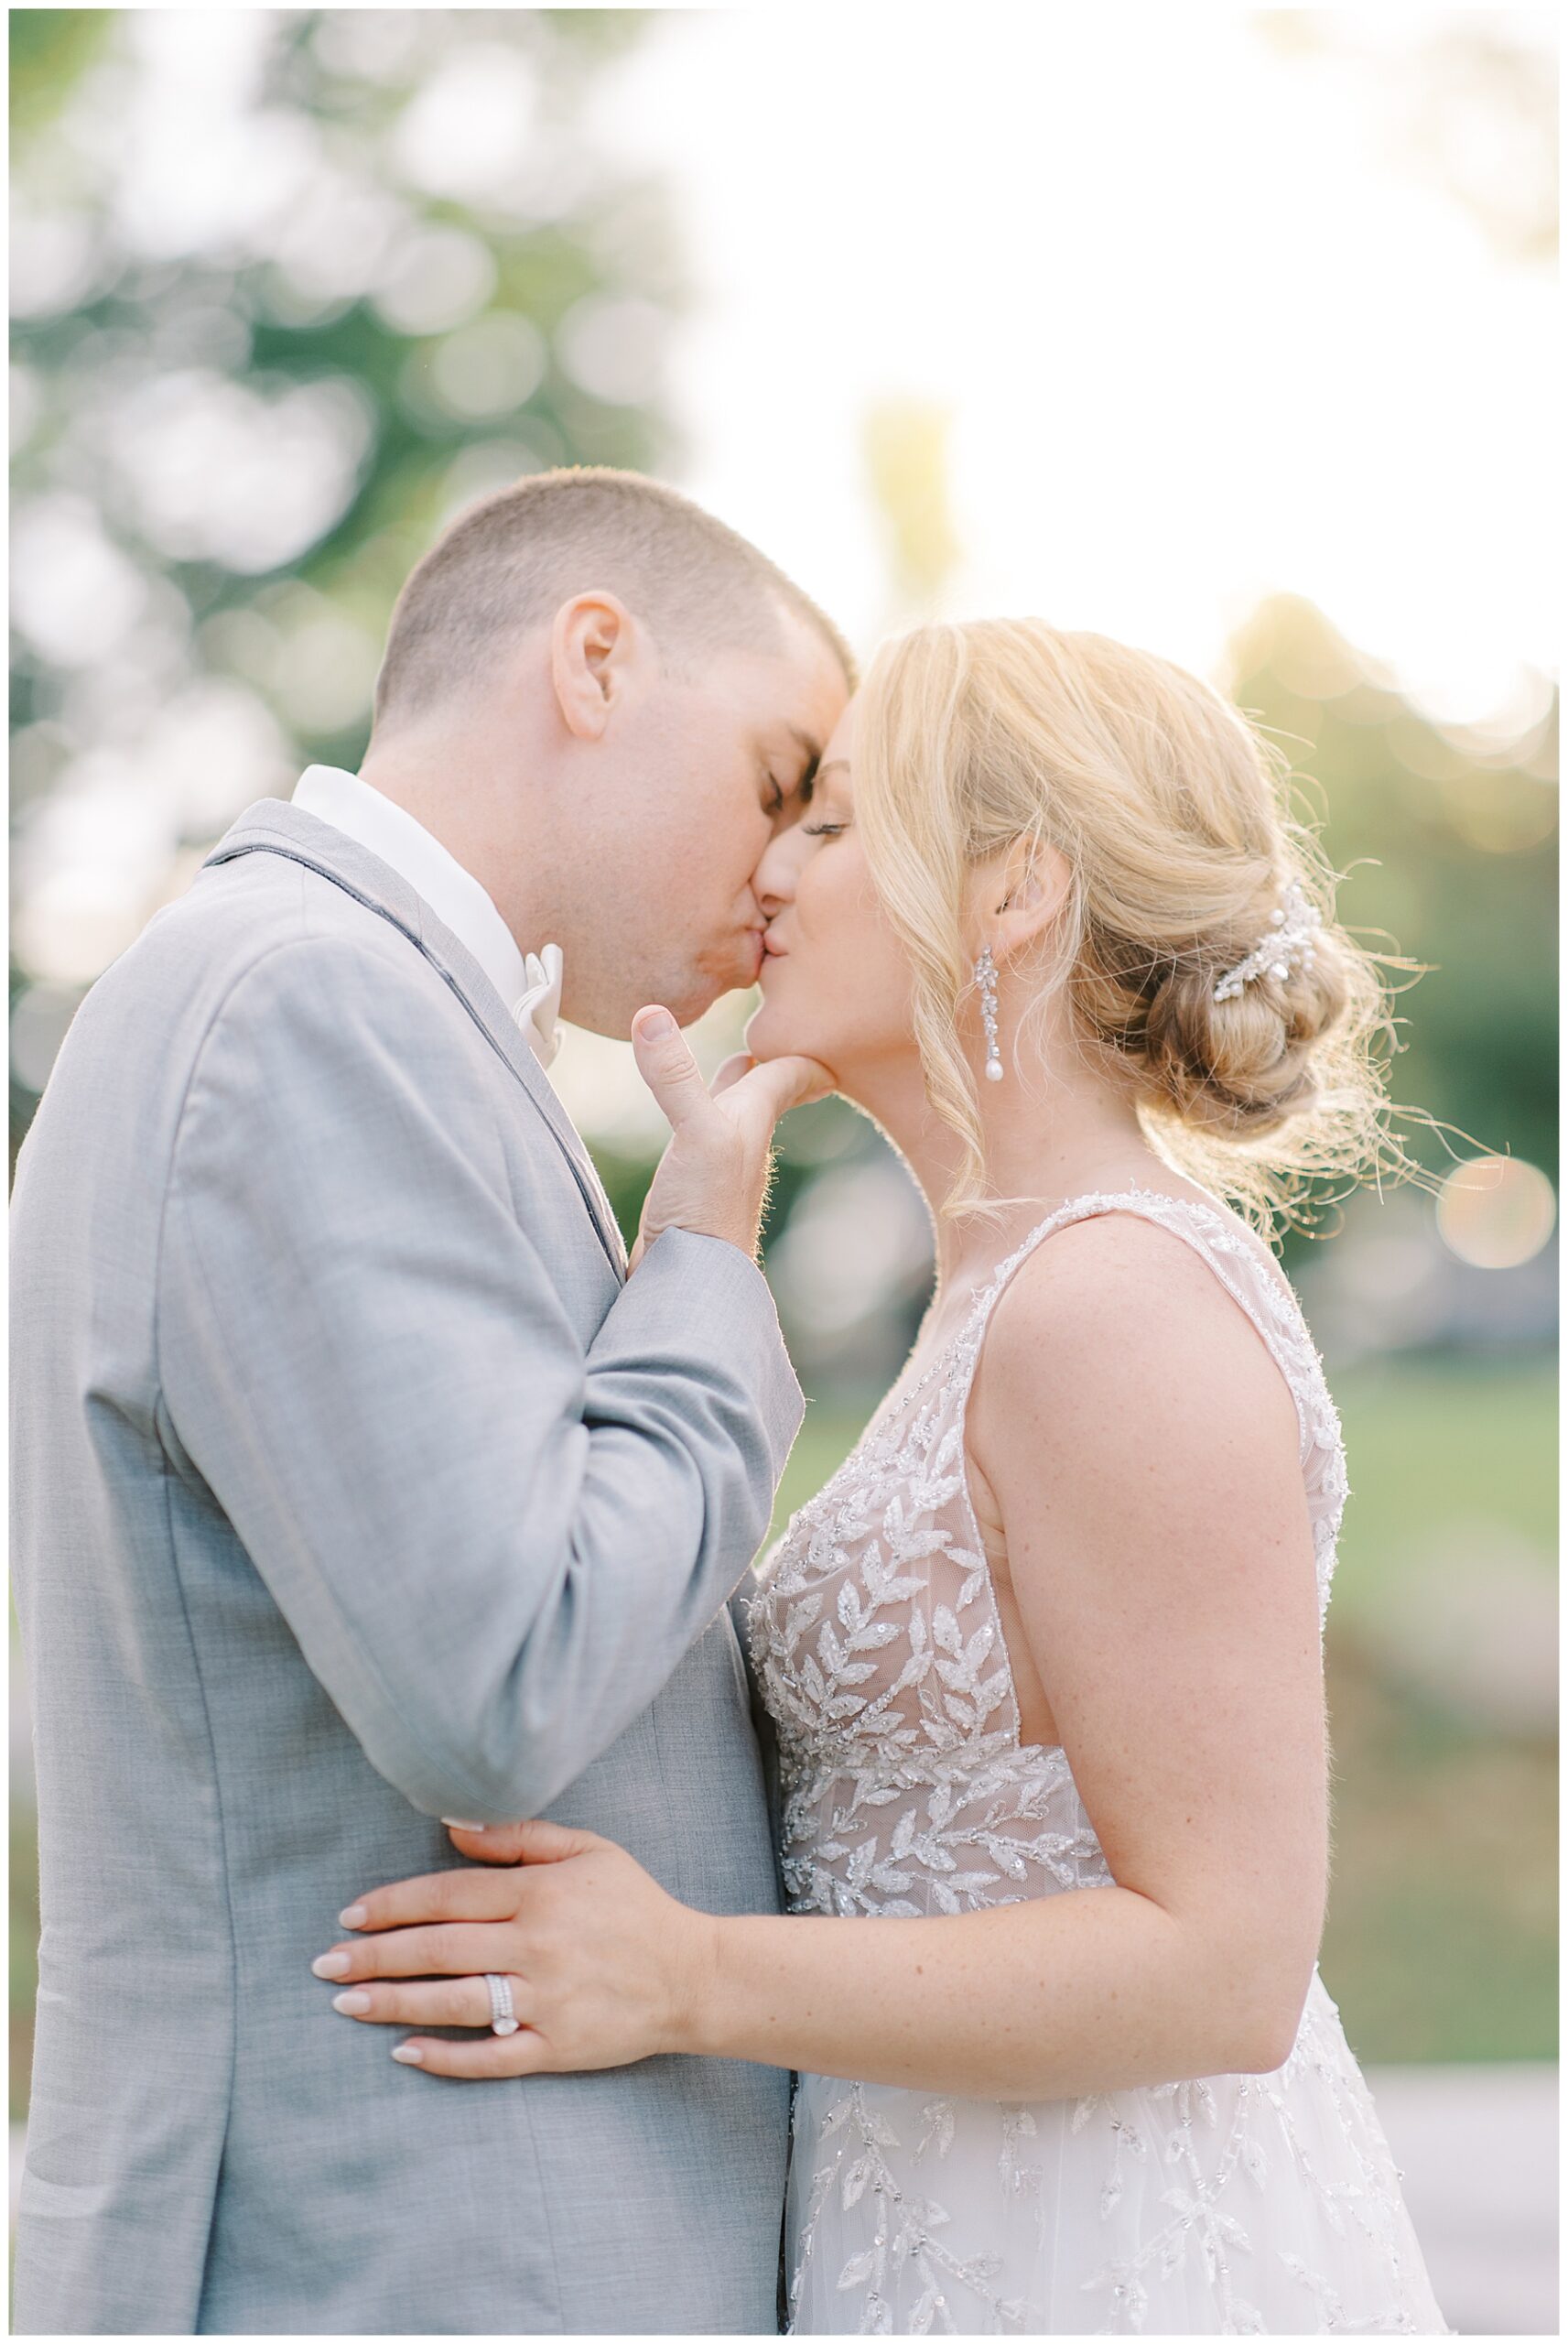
xmin=203 ymin=800 xmax=628 ymax=1280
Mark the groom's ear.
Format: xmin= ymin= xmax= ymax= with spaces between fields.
xmin=550 ymin=591 xmax=638 ymax=740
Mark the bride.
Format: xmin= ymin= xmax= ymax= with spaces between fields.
xmin=315 ymin=620 xmax=1450 ymax=2335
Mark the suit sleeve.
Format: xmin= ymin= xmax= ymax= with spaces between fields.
xmin=157 ymin=935 xmax=804 ymax=1819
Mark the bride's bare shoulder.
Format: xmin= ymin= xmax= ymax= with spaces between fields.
xmin=973 ymin=1196 xmax=1298 ymax=1452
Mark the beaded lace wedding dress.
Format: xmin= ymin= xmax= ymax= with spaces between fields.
xmin=747 ymin=1188 xmax=1450 ymax=2337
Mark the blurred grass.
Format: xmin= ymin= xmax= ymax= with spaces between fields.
xmin=11 ymin=1357 xmax=1557 ymax=2125
xmin=1316 ymin=1635 xmax=1556 ymax=2062
xmin=1325 ymin=1354 xmax=1557 ymax=1608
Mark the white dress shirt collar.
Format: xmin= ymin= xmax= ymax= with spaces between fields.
xmin=290 ymin=765 xmax=562 ymax=1066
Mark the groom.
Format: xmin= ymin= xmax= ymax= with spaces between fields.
xmin=10 ymin=468 xmax=851 ymax=2334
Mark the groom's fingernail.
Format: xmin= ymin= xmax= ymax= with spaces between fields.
xmin=338 ymin=1904 xmax=369 ymax=1929
xmin=393 ymin=2043 xmax=425 ymax=2065
xmin=441 ymin=1818 xmax=485 ymax=1832
xmin=311 ymin=1951 xmax=351 ymax=1979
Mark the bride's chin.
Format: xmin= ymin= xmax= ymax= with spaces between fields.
xmin=743 ymin=1004 xmax=792 ymax=1061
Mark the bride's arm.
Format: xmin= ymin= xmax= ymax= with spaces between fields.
xmin=318 ymin=1221 xmax=1328 ymax=2100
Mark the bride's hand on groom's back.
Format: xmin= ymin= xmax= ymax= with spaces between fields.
xmin=312 ymin=1819 xmax=714 ymax=2079
xmin=628 ymin=1006 xmax=831 ymax=1268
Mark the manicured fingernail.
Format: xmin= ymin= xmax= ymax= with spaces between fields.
xmin=332 ymin=1990 xmax=372 ymax=2015
xmin=637 ymin=1007 xmax=675 ymax=1038
xmin=338 ymin=1904 xmax=368 ymax=1928
xmin=392 ymin=2043 xmax=425 ymax=2065
xmin=441 ymin=1819 xmax=485 ymax=1832
xmin=311 ymin=1951 xmax=351 ymax=1979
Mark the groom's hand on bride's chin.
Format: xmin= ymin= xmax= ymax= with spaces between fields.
xmin=628 ymin=1006 xmax=831 ymax=1269
xmin=709 ymin=1049 xmax=761 ymax=1096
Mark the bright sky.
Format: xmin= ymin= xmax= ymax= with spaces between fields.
xmin=592 ymin=5 xmax=1558 ymax=723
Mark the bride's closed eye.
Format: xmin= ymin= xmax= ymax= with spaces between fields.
xmin=802 ymin=819 xmax=849 ymax=839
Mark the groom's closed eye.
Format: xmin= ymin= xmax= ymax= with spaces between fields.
xmin=774 ymin=767 xmax=817 ymax=825
xmin=765 ymin=732 xmax=822 ymax=829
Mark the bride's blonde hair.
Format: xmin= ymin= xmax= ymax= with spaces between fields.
xmin=853 ymin=617 xmax=1411 ymax=1241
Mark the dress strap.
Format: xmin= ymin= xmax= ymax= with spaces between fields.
xmin=956 ymin=1186 xmax=1332 ymax=1473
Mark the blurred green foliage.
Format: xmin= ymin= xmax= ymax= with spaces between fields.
xmin=11 ymin=8 xmax=683 ymax=1159
xmin=8 ymin=10 xmax=114 ymax=140
xmin=9 ymin=9 xmax=676 ymax=758
xmin=1226 ymin=596 xmax=1557 ymax=1218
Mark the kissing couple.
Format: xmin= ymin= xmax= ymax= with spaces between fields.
xmin=12 ymin=469 xmax=1448 ymax=2336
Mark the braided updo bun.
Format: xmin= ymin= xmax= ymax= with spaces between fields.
xmin=1145 ymin=949 xmax=1347 ymax=1136
xmin=853 ymin=618 xmax=1400 ymax=1234
xmin=1078 ymin=887 xmax=1357 ymax=1144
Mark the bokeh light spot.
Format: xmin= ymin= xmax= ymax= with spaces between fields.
xmin=1437 ymin=1157 xmax=1556 ymax=1269
xmin=428 ymin=312 xmax=546 ymax=420
xmin=389 ymin=47 xmax=538 ymax=201
xmin=556 ymin=294 xmax=667 ymax=407
xmin=372 ymin=226 xmax=497 ymax=336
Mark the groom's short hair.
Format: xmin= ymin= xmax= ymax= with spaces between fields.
xmin=371 ymin=467 xmax=855 ymax=738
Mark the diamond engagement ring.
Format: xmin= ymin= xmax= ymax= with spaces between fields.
xmin=484 ymin=1972 xmax=520 ymax=2037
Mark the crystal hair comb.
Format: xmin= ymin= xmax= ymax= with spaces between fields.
xmin=1212 ymin=881 xmax=1323 ymax=1004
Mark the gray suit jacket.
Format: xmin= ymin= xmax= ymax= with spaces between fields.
xmin=10 ymin=799 xmax=803 ymax=2334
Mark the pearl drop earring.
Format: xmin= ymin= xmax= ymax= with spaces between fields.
xmin=976 ymin=947 xmax=1004 ymax=1083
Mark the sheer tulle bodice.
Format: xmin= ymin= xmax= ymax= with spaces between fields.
xmin=746 ymin=1189 xmax=1449 ymax=2337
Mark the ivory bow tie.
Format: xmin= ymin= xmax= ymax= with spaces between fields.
xmin=513 ymin=943 xmax=564 ymax=1069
